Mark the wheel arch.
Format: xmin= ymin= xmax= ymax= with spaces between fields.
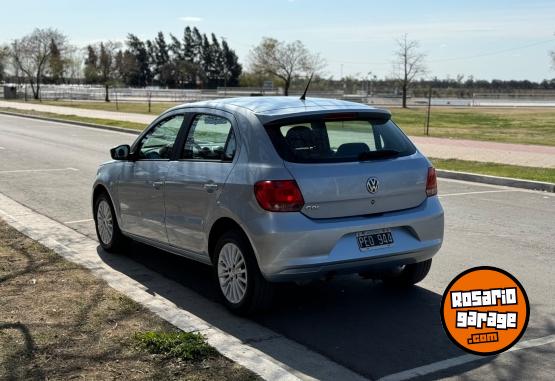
xmin=92 ymin=184 xmax=119 ymax=224
xmin=208 ymin=217 xmax=255 ymax=265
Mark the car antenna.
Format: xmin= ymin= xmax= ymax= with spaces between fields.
xmin=299 ymin=73 xmax=314 ymax=101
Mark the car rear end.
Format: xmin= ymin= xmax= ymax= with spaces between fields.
xmin=239 ymin=108 xmax=444 ymax=281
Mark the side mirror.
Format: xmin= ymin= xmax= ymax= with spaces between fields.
xmin=110 ymin=144 xmax=131 ymax=160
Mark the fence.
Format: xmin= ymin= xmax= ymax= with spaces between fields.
xmin=2 ymin=84 xmax=555 ymax=107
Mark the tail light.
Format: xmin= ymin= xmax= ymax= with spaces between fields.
xmin=254 ymin=180 xmax=305 ymax=212
xmin=426 ymin=167 xmax=438 ymax=197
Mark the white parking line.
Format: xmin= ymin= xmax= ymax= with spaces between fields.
xmin=64 ymin=218 xmax=93 ymax=224
xmin=0 ymin=146 xmax=5 ymax=150
xmin=439 ymin=189 xmax=522 ymax=197
xmin=0 ymin=167 xmax=78 ymax=174
xmin=377 ymin=334 xmax=555 ymax=381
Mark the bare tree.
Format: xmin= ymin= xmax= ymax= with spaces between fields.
xmin=393 ymin=34 xmax=426 ymax=108
xmin=248 ymin=37 xmax=325 ymax=95
xmin=551 ymin=50 xmax=555 ymax=71
xmin=10 ymin=28 xmax=67 ymax=99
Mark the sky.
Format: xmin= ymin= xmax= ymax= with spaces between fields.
xmin=1 ymin=0 xmax=554 ymax=81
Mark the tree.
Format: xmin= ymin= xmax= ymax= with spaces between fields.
xmin=49 ymin=39 xmax=64 ymax=83
xmin=97 ymin=42 xmax=121 ymax=101
xmin=198 ymin=34 xmax=213 ymax=87
xmin=551 ymin=49 xmax=555 ymax=71
xmin=10 ymin=28 xmax=67 ymax=99
xmin=169 ymin=29 xmax=196 ymax=88
xmin=126 ymin=34 xmax=152 ymax=86
xmin=0 ymin=45 xmax=9 ymax=82
xmin=84 ymin=45 xmax=99 ymax=84
xmin=393 ymin=34 xmax=426 ymax=108
xmin=84 ymin=42 xmax=121 ymax=101
xmin=115 ymin=50 xmax=138 ymax=86
xmin=221 ymin=39 xmax=242 ymax=86
xmin=248 ymin=37 xmax=325 ymax=95
xmin=148 ymin=32 xmax=174 ymax=87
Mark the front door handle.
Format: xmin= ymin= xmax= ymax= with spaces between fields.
xmin=152 ymin=181 xmax=164 ymax=190
xmin=203 ymin=183 xmax=219 ymax=192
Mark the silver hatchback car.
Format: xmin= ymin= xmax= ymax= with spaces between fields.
xmin=93 ymin=97 xmax=444 ymax=314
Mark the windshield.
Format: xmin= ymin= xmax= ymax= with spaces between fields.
xmin=265 ymin=117 xmax=416 ymax=163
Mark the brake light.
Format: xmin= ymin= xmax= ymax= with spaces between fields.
xmin=323 ymin=112 xmax=357 ymax=121
xmin=254 ymin=180 xmax=305 ymax=212
xmin=426 ymin=167 xmax=438 ymax=197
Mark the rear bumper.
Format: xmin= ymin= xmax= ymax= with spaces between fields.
xmin=244 ymin=196 xmax=444 ymax=282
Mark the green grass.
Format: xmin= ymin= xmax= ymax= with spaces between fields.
xmin=10 ymin=100 xmax=555 ymax=146
xmin=134 ymin=331 xmax=217 ymax=361
xmin=431 ymin=158 xmax=555 ymax=184
xmin=0 ymin=107 xmax=147 ymax=131
xmin=390 ymin=107 xmax=555 ymax=146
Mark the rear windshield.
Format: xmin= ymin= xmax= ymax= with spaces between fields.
xmin=265 ymin=117 xmax=416 ymax=163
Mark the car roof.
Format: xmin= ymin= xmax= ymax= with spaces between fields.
xmin=170 ymin=96 xmax=391 ymax=119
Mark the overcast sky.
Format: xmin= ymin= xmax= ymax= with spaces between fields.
xmin=1 ymin=0 xmax=554 ymax=81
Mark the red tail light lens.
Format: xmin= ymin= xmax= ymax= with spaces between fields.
xmin=426 ymin=167 xmax=438 ymax=197
xmin=254 ymin=180 xmax=305 ymax=212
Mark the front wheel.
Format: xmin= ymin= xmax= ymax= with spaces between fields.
xmin=214 ymin=230 xmax=273 ymax=315
xmin=380 ymin=259 xmax=432 ymax=287
xmin=94 ymin=193 xmax=127 ymax=252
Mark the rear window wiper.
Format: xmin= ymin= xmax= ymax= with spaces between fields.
xmin=357 ymin=149 xmax=400 ymax=161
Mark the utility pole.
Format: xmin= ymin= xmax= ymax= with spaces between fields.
xmin=425 ymin=87 xmax=432 ymax=136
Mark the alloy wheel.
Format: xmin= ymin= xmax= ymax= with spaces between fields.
xmin=217 ymin=243 xmax=248 ymax=304
xmin=96 ymin=199 xmax=114 ymax=245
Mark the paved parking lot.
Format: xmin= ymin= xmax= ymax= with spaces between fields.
xmin=1 ymin=114 xmax=554 ymax=380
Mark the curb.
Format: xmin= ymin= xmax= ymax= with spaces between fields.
xmin=0 ymin=110 xmax=142 ymax=135
xmin=436 ymin=169 xmax=555 ymax=193
xmin=1 ymin=110 xmax=553 ymax=193
xmin=0 ymin=192 xmax=367 ymax=381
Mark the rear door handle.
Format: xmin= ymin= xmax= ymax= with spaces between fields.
xmin=152 ymin=181 xmax=164 ymax=190
xmin=203 ymin=183 xmax=219 ymax=192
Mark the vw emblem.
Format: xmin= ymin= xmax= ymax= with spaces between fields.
xmin=366 ymin=177 xmax=379 ymax=194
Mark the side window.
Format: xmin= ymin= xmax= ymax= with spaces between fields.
xmin=182 ymin=114 xmax=236 ymax=161
xmin=138 ymin=115 xmax=184 ymax=160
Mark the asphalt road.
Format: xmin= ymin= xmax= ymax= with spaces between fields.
xmin=1 ymin=114 xmax=554 ymax=380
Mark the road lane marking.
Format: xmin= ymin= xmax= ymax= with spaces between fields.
xmin=0 ymin=167 xmax=78 ymax=174
xmin=0 ymin=147 xmax=5 ymax=150
xmin=64 ymin=218 xmax=93 ymax=224
xmin=377 ymin=334 xmax=555 ymax=381
xmin=439 ymin=189 xmax=522 ymax=197
xmin=0 ymin=192 xmax=366 ymax=381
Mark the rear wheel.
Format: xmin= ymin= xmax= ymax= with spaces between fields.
xmin=381 ymin=259 xmax=432 ymax=287
xmin=214 ymin=230 xmax=273 ymax=315
xmin=94 ymin=193 xmax=127 ymax=252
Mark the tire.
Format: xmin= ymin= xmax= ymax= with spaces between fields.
xmin=94 ymin=192 xmax=127 ymax=252
xmin=213 ymin=230 xmax=273 ymax=315
xmin=381 ymin=259 xmax=432 ymax=287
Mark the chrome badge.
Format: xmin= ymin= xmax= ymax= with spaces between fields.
xmin=366 ymin=177 xmax=379 ymax=194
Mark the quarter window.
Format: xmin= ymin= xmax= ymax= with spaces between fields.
xmin=182 ymin=114 xmax=236 ymax=161
xmin=138 ymin=115 xmax=184 ymax=160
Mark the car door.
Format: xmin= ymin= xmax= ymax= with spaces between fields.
xmin=117 ymin=113 xmax=185 ymax=242
xmin=165 ymin=111 xmax=238 ymax=255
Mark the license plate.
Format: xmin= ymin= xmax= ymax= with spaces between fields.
xmin=356 ymin=228 xmax=394 ymax=251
